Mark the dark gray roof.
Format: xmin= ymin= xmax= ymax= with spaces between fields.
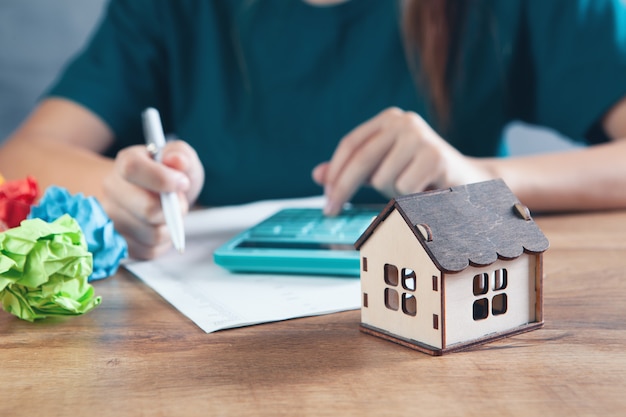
xmin=355 ymin=179 xmax=549 ymax=273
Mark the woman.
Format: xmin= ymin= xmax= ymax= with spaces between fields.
xmin=1 ymin=0 xmax=625 ymax=259
xmin=314 ymin=0 xmax=626 ymax=215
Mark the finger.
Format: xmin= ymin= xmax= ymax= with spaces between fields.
xmin=160 ymin=140 xmax=204 ymax=204
xmin=311 ymin=162 xmax=329 ymax=185
xmin=394 ymin=151 xmax=439 ymax=195
xmin=124 ymin=231 xmax=174 ymax=260
xmin=118 ymin=145 xmax=190 ymax=194
xmin=325 ymin=128 xmax=397 ymax=215
xmin=103 ymin=167 xmax=165 ymax=225
xmin=324 ymin=109 xmax=397 ymax=185
xmin=105 ymin=188 xmax=171 ymax=246
xmin=113 ymin=198 xmax=160 ymax=242
xmin=368 ymin=130 xmax=421 ymax=197
xmin=104 ymin=172 xmax=190 ymax=258
xmin=160 ymin=140 xmax=193 ymax=173
xmin=108 ymin=177 xmax=190 ymax=231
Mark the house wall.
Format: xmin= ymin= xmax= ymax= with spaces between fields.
xmin=360 ymin=210 xmax=443 ymax=350
xmin=443 ymin=255 xmax=538 ymax=347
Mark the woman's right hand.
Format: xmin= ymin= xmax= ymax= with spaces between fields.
xmin=102 ymin=139 xmax=205 ymax=259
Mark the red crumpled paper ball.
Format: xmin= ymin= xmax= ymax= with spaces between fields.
xmin=0 ymin=176 xmax=39 ymax=230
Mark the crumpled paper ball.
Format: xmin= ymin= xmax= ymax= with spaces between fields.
xmin=0 ymin=214 xmax=100 ymax=322
xmin=28 ymin=186 xmax=128 ymax=281
xmin=0 ymin=176 xmax=39 ymax=230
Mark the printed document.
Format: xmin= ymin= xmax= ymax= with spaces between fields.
xmin=124 ymin=196 xmax=361 ymax=333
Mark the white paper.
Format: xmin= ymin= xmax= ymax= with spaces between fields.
xmin=124 ymin=196 xmax=361 ymax=333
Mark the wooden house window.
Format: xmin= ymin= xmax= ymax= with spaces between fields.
xmin=473 ymin=298 xmax=489 ymax=320
xmin=384 ymin=288 xmax=399 ymax=311
xmin=473 ymin=273 xmax=489 ymax=295
xmin=492 ymin=293 xmax=507 ymax=315
xmin=362 ymin=257 xmax=368 ymax=272
xmin=402 ymin=293 xmax=417 ymax=316
xmin=402 ymin=268 xmax=416 ymax=291
xmin=432 ymin=275 xmax=438 ymax=291
xmin=383 ymin=264 xmax=417 ymax=317
xmin=494 ymin=269 xmax=507 ymax=290
xmin=472 ymin=268 xmax=509 ymax=321
xmin=384 ymin=264 xmax=398 ymax=286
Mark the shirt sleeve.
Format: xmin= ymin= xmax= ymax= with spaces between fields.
xmin=46 ymin=0 xmax=168 ymax=149
xmin=525 ymin=0 xmax=626 ymax=143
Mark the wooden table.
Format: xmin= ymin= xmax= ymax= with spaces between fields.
xmin=2 ymin=210 xmax=626 ymax=416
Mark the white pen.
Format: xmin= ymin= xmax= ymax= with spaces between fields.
xmin=142 ymin=107 xmax=186 ymax=253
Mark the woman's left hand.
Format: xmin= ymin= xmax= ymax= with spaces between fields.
xmin=312 ymin=107 xmax=494 ymax=215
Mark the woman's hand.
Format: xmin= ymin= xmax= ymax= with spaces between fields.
xmin=312 ymin=107 xmax=494 ymax=215
xmin=102 ymin=139 xmax=205 ymax=259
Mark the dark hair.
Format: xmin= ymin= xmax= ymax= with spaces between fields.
xmin=401 ymin=0 xmax=468 ymax=127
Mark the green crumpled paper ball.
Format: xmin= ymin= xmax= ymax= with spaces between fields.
xmin=0 ymin=214 xmax=101 ymax=322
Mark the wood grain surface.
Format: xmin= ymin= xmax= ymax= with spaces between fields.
xmin=1 ymin=210 xmax=625 ymax=416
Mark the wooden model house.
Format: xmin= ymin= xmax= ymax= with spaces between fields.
xmin=355 ymin=179 xmax=549 ymax=355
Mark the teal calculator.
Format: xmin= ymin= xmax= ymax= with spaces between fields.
xmin=213 ymin=207 xmax=380 ymax=276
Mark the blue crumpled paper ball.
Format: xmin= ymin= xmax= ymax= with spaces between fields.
xmin=28 ymin=186 xmax=128 ymax=281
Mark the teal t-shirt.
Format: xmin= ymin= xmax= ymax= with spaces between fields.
xmin=47 ymin=0 xmax=626 ymax=206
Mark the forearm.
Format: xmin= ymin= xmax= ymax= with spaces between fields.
xmin=0 ymin=134 xmax=113 ymax=201
xmin=482 ymin=140 xmax=626 ymax=212
xmin=0 ymin=98 xmax=116 ymax=201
